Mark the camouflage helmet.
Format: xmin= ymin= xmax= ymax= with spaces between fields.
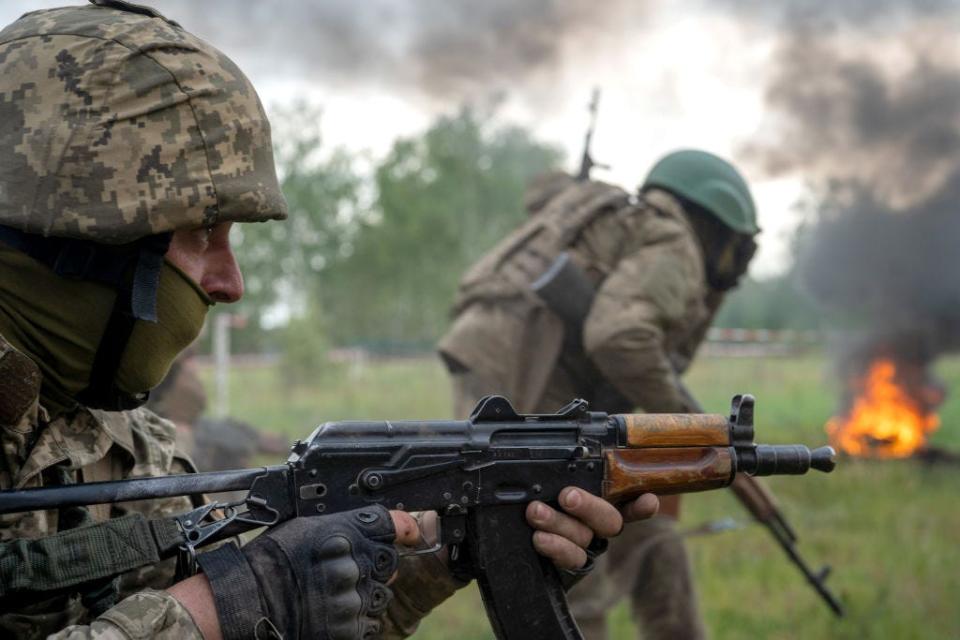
xmin=642 ymin=150 xmax=758 ymax=235
xmin=0 ymin=0 xmax=288 ymax=244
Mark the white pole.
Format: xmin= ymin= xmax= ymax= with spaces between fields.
xmin=213 ymin=313 xmax=231 ymax=418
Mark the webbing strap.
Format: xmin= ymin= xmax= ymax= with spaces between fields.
xmin=197 ymin=543 xmax=268 ymax=640
xmin=0 ymin=513 xmax=182 ymax=596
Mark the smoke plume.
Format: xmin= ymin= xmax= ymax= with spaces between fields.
xmin=740 ymin=1 xmax=960 ymax=416
xmin=145 ymin=0 xmax=649 ymax=104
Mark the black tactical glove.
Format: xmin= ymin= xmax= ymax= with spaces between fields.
xmin=197 ymin=506 xmax=398 ymax=640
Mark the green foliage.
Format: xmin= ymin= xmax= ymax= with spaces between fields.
xmin=233 ymin=101 xmax=363 ymax=330
xmin=713 ymin=273 xmax=823 ymax=330
xmin=320 ymin=107 xmax=562 ymax=346
xmin=279 ymin=304 xmax=332 ymax=389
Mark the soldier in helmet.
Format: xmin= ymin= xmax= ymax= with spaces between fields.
xmin=438 ymin=149 xmax=760 ymax=639
xmin=0 ymin=3 xmax=649 ymax=638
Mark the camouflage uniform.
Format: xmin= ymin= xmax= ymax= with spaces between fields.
xmin=439 ymin=178 xmax=713 ymax=639
xmin=0 ymin=334 xmax=201 ymax=639
xmin=0 ymin=5 xmax=465 ymax=637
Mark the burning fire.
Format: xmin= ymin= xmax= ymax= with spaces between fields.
xmin=826 ymin=358 xmax=940 ymax=458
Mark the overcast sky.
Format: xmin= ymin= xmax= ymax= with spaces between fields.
xmin=4 ymin=1 xmax=956 ymax=278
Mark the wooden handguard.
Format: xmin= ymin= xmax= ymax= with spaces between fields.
xmin=620 ymin=413 xmax=731 ymax=447
xmin=603 ymin=447 xmax=735 ymax=501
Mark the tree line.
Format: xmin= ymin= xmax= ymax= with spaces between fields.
xmin=217 ymin=102 xmax=821 ymax=369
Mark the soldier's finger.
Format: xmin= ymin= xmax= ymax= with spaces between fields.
xmin=525 ymin=501 xmax=594 ymax=548
xmin=390 ymin=510 xmax=421 ymax=547
xmin=621 ymin=493 xmax=660 ymax=523
xmin=532 ymin=531 xmax=588 ymax=570
xmin=558 ymin=487 xmax=623 ymax=538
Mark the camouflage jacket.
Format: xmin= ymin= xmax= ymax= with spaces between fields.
xmin=0 ymin=335 xmax=201 ymax=639
xmin=0 ymin=333 xmax=462 ymax=639
xmin=439 ymin=180 xmax=717 ymax=413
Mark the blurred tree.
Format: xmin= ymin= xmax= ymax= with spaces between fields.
xmin=322 ymin=107 xmax=562 ymax=348
xmin=231 ymin=101 xmax=363 ymax=334
xmin=279 ymin=298 xmax=333 ymax=388
xmin=713 ymin=274 xmax=822 ymax=330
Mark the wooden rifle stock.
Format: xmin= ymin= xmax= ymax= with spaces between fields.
xmin=605 ymin=447 xmax=735 ymax=500
xmin=605 ymin=413 xmax=737 ymax=501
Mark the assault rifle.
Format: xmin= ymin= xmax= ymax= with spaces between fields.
xmin=577 ymin=87 xmax=608 ymax=180
xmin=0 ymin=396 xmax=834 ymax=640
xmin=532 ymin=252 xmax=845 ymax=617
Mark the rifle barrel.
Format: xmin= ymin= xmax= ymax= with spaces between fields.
xmin=0 ymin=466 xmax=280 ymax=515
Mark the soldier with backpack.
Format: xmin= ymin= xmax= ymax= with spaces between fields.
xmin=439 ymin=150 xmax=760 ymax=638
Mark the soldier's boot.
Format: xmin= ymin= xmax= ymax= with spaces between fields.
xmin=629 ymin=518 xmax=707 ymax=640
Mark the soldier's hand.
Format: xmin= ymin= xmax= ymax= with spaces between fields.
xmin=194 ymin=506 xmax=417 ymax=640
xmin=390 ymin=510 xmax=422 ymax=552
xmin=526 ymin=488 xmax=659 ymax=570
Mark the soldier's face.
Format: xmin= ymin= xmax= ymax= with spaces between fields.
xmin=165 ymin=222 xmax=244 ymax=303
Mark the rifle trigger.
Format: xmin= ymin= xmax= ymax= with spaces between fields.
xmin=398 ymin=506 xmax=467 ymax=558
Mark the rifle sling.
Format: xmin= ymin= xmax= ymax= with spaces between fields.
xmin=0 ymin=513 xmax=183 ymax=596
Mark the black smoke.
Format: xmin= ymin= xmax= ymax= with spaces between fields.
xmin=739 ymin=1 xmax=960 ymax=426
xmin=137 ymin=0 xmax=649 ymax=104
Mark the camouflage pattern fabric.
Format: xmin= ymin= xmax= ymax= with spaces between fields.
xmin=440 ymin=180 xmax=710 ymax=415
xmin=50 ymin=590 xmax=199 ymax=640
xmin=0 ymin=3 xmax=287 ymax=244
xmin=0 ymin=333 xmax=201 ymax=639
xmin=440 ymin=176 xmax=716 ymax=639
xmin=524 ymin=171 xmax=578 ymax=216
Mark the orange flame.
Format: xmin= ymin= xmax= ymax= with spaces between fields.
xmin=826 ymin=358 xmax=940 ymax=458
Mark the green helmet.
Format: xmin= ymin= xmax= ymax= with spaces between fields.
xmin=642 ymin=150 xmax=758 ymax=235
xmin=0 ymin=0 xmax=288 ymax=244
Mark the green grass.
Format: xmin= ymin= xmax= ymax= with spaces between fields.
xmin=199 ymin=352 xmax=960 ymax=639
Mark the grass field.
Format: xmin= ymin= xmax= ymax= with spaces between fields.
xmin=201 ymin=352 xmax=960 ymax=639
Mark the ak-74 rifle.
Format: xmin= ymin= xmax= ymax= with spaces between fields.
xmin=577 ymin=87 xmax=608 ymax=181
xmin=532 ymin=252 xmax=845 ymax=618
xmin=0 ymin=396 xmax=834 ymax=640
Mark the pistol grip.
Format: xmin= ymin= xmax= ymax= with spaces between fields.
xmin=465 ymin=503 xmax=584 ymax=640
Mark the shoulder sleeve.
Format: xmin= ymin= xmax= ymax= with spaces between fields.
xmin=583 ymin=224 xmax=705 ymax=413
xmin=48 ymin=590 xmax=202 ymax=640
